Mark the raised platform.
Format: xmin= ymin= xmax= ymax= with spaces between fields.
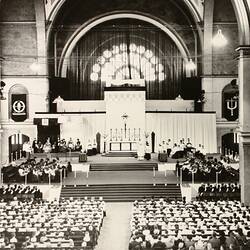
xmin=29 ymin=152 xmax=183 ymax=164
xmin=103 ymin=151 xmax=137 ymax=157
xmin=60 ymin=183 xmax=182 ymax=202
xmin=90 ymin=162 xmax=158 ymax=171
xmin=63 ymin=170 xmax=178 ymax=185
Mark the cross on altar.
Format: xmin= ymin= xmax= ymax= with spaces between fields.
xmin=121 ymin=113 xmax=129 ymax=138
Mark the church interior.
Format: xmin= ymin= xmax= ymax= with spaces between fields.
xmin=0 ymin=0 xmax=250 ymax=249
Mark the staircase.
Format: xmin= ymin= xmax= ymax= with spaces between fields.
xmin=90 ymin=162 xmax=158 ymax=171
xmin=60 ymin=183 xmax=182 ymax=202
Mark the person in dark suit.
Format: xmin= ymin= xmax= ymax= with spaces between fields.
xmin=208 ymin=232 xmax=221 ymax=250
xmin=243 ymin=231 xmax=250 ymax=250
xmin=175 ymin=161 xmax=181 ymax=176
xmin=198 ymin=183 xmax=205 ymax=200
xmin=67 ymin=162 xmax=72 ymax=172
xmin=129 ymin=236 xmax=140 ymax=250
xmin=152 ymin=236 xmax=166 ymax=250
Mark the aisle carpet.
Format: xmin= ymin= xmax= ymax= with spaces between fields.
xmin=95 ymin=203 xmax=132 ymax=250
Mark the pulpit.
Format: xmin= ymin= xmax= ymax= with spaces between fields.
xmin=79 ymin=153 xmax=87 ymax=162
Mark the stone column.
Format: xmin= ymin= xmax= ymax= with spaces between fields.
xmin=0 ymin=57 xmax=3 ymax=183
xmin=202 ymin=0 xmax=214 ymax=112
xmin=236 ymin=46 xmax=250 ymax=205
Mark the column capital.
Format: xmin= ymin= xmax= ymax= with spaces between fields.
xmin=239 ymin=131 xmax=250 ymax=144
xmin=236 ymin=46 xmax=250 ymax=57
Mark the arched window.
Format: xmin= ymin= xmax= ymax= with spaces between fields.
xmin=222 ymin=79 xmax=239 ymax=121
xmin=9 ymin=84 xmax=29 ymax=122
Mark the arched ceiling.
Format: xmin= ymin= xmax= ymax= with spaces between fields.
xmin=44 ymin=0 xmax=250 ymax=45
xmin=45 ymin=0 xmax=203 ymax=23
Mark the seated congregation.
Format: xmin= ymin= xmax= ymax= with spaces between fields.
xmin=129 ymin=198 xmax=250 ymax=250
xmin=0 ymin=197 xmax=105 ymax=249
xmin=0 ymin=185 xmax=42 ymax=200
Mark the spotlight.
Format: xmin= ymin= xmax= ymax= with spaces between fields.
xmin=186 ymin=59 xmax=196 ymax=71
xmin=29 ymin=62 xmax=41 ymax=73
xmin=0 ymin=81 xmax=6 ymax=88
xmin=212 ymin=29 xmax=228 ymax=47
xmin=0 ymin=81 xmax=6 ymax=100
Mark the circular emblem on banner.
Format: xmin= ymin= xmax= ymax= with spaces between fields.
xmin=13 ymin=100 xmax=25 ymax=113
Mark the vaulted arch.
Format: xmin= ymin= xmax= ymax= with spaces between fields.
xmin=59 ymin=12 xmax=191 ymax=77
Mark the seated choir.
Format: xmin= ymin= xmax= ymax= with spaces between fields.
xmin=0 ymin=185 xmax=42 ymax=200
xmin=177 ymin=156 xmax=239 ymax=182
xmin=87 ymin=140 xmax=97 ymax=156
xmin=0 ymin=197 xmax=105 ymax=249
xmin=158 ymin=138 xmax=204 ymax=159
xmin=130 ymin=198 xmax=250 ymax=250
xmin=32 ymin=138 xmax=83 ymax=154
xmin=2 ymin=158 xmax=72 ymax=184
xmin=198 ymin=183 xmax=240 ymax=201
xmin=221 ymin=153 xmax=240 ymax=164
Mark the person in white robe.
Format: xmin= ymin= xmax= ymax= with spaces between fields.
xmin=137 ymin=141 xmax=145 ymax=161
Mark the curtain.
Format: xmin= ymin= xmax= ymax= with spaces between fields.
xmin=146 ymin=113 xmax=217 ymax=153
xmin=66 ymin=19 xmax=185 ymax=100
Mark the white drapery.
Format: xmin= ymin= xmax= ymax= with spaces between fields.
xmin=146 ymin=113 xmax=217 ymax=153
xmin=60 ymin=114 xmax=105 ymax=151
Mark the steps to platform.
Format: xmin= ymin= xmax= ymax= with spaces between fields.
xmin=60 ymin=183 xmax=182 ymax=202
xmin=103 ymin=151 xmax=136 ymax=157
xmin=90 ymin=162 xmax=158 ymax=171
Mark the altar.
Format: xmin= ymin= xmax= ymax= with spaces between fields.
xmin=109 ymin=141 xmax=137 ymax=151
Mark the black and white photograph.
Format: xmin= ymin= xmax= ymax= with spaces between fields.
xmin=0 ymin=0 xmax=249 ymax=249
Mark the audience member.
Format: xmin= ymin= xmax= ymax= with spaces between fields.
xmin=0 ymin=197 xmax=105 ymax=249
xmin=130 ymin=198 xmax=250 ymax=250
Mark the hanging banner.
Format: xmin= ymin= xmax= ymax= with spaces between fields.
xmin=224 ymin=94 xmax=239 ymax=121
xmin=11 ymin=94 xmax=27 ymax=122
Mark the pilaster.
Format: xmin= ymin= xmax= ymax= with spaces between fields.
xmin=236 ymin=46 xmax=250 ymax=205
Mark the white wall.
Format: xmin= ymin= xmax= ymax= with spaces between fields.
xmin=202 ymin=76 xmax=237 ymax=119
xmin=58 ymin=99 xmax=194 ymax=112
xmin=146 ymin=100 xmax=194 ymax=111
xmin=0 ymin=77 xmax=49 ymax=163
xmin=59 ymin=100 xmax=105 ymax=112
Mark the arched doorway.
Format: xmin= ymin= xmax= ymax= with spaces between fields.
xmin=8 ymin=134 xmax=29 ymax=162
xmin=222 ymin=132 xmax=239 ymax=157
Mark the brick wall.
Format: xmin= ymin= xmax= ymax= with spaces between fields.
xmin=0 ymin=0 xmax=37 ymax=76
